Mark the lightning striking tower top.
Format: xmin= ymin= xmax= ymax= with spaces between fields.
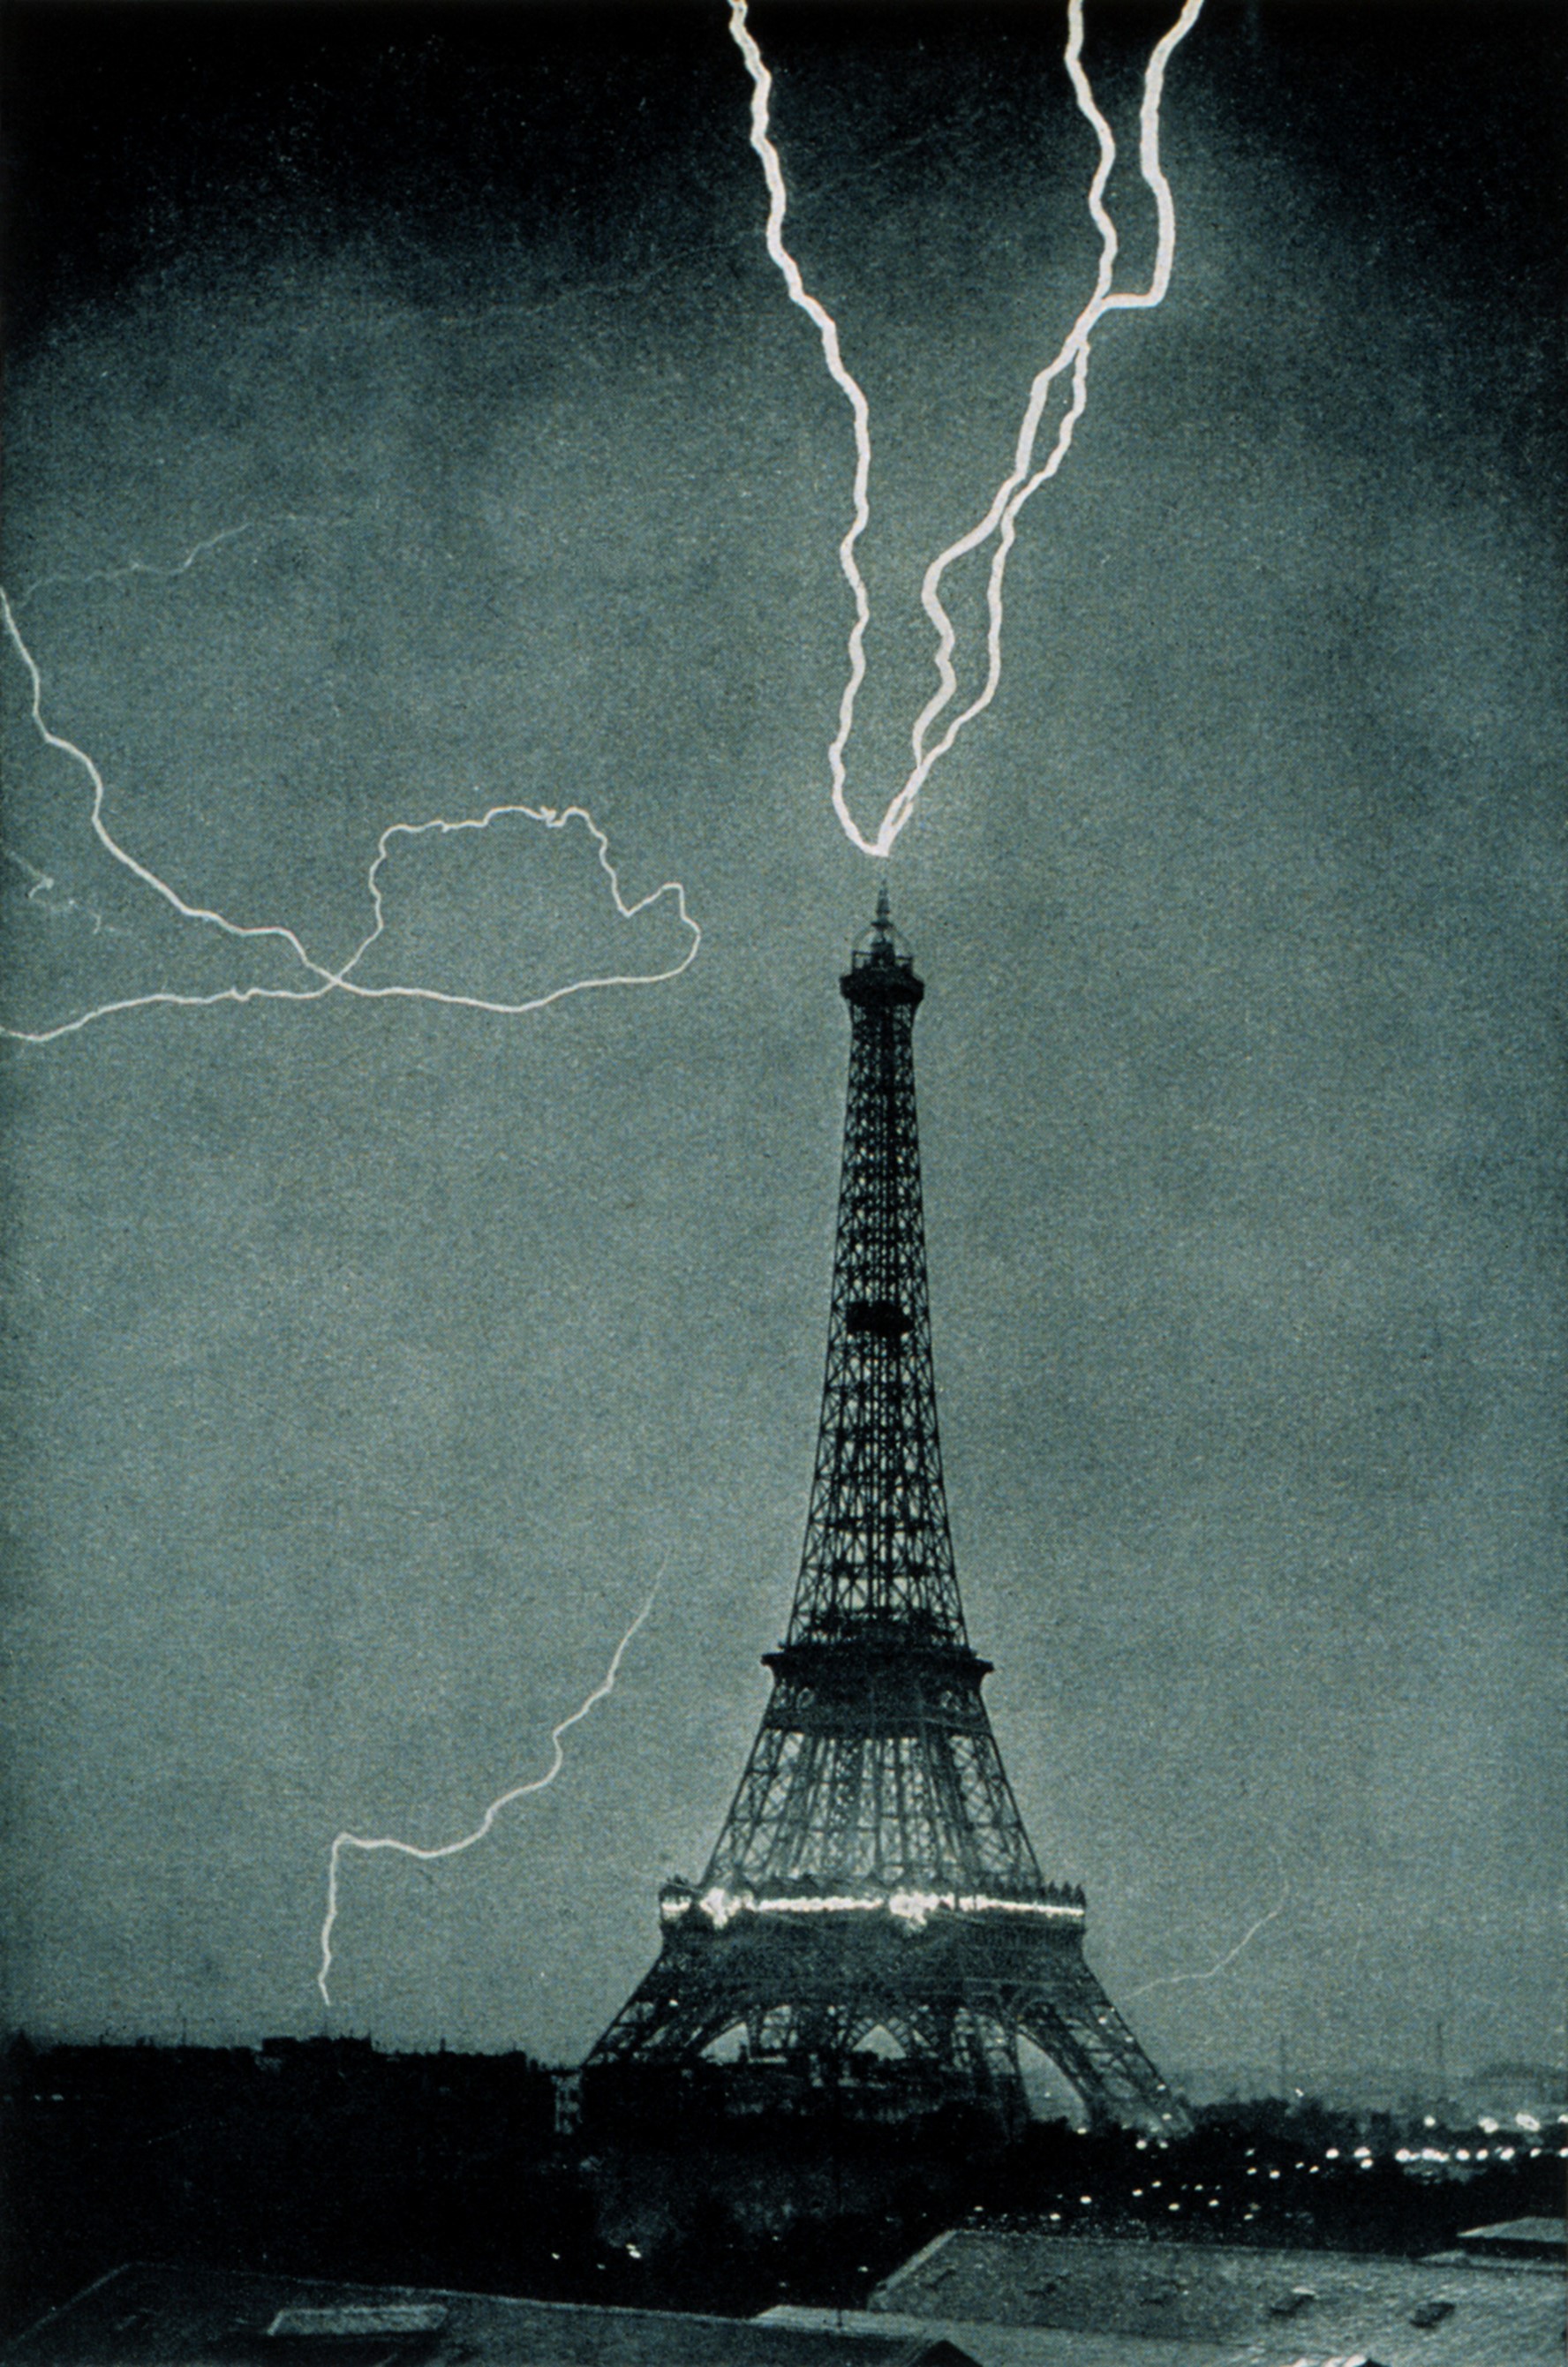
xmin=726 ymin=0 xmax=1207 ymax=857
xmin=591 ymin=904 xmax=1186 ymax=2133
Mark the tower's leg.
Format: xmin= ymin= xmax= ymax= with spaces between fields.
xmin=1013 ymin=1970 xmax=1190 ymax=2136
xmin=591 ymin=1955 xmax=740 ymax=2065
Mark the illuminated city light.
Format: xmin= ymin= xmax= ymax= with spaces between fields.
xmin=665 ymin=1884 xmax=1087 ymax=1932
xmin=727 ymin=0 xmax=1207 ymax=857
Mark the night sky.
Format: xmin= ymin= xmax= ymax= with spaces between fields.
xmin=2 ymin=0 xmax=1562 ymax=2085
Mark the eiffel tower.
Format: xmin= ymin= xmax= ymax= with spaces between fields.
xmin=590 ymin=893 xmax=1187 ymax=2134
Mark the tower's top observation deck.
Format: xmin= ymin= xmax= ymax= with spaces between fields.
xmin=842 ymin=882 xmax=923 ymax=1006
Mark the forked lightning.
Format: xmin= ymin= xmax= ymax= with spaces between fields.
xmin=727 ymin=0 xmax=1207 ymax=856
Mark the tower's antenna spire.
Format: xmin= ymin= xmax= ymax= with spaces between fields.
xmin=874 ymin=878 xmax=892 ymax=932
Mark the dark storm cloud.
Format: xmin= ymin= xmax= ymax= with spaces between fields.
xmin=1 ymin=2 xmax=1561 ymax=2077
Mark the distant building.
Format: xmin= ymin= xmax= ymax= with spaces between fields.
xmin=1168 ymin=2061 xmax=1568 ymax=2129
xmin=0 ymin=2265 xmax=981 ymax=2367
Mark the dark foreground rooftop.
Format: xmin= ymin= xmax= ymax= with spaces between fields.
xmin=763 ymin=2306 xmax=1233 ymax=2366
xmin=1 ymin=2265 xmax=980 ymax=2367
xmin=1451 ymin=2218 xmax=1565 ymax=2261
xmin=863 ymin=2228 xmax=1564 ymax=2366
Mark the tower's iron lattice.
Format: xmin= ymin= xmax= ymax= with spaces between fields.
xmin=590 ymin=895 xmax=1187 ymax=2134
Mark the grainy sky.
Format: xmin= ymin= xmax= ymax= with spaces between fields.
xmin=2 ymin=0 xmax=1562 ymax=2084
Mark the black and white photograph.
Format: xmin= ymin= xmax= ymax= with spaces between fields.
xmin=1 ymin=0 xmax=1563 ymax=2359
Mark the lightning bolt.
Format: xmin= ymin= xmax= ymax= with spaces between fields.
xmin=0 ymin=579 xmax=700 ymax=1044
xmin=1126 ymin=1875 xmax=1292 ymax=1999
xmin=7 ymin=516 xmax=324 ymax=617
xmin=3 ymin=845 xmax=123 ymax=937
xmin=727 ymin=0 xmax=1207 ymax=857
xmin=726 ymin=1 xmax=873 ymax=863
xmin=316 ymin=1587 xmax=659 ymax=2009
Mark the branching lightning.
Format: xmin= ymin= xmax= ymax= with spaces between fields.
xmin=1126 ymin=1876 xmax=1292 ymax=1999
xmin=316 ymin=1587 xmax=659 ymax=2008
xmin=13 ymin=19 xmax=1210 ymax=2037
xmin=727 ymin=0 xmax=1207 ymax=857
xmin=0 ymin=578 xmax=700 ymax=1044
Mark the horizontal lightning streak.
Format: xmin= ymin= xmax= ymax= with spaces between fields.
xmin=316 ymin=1588 xmax=659 ymax=2008
xmin=0 ymin=582 xmax=700 ymax=1044
xmin=728 ymin=0 xmax=1205 ymax=856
